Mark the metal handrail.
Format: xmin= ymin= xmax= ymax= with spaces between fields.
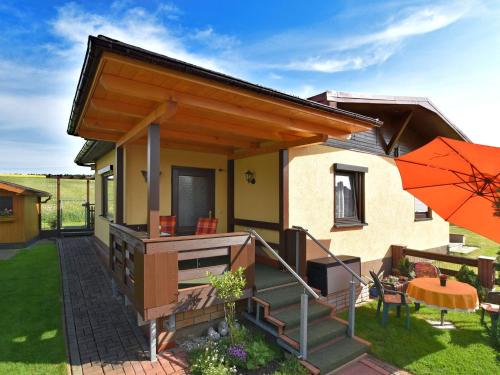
xmin=248 ymin=229 xmax=320 ymax=299
xmin=292 ymin=226 xmax=367 ymax=286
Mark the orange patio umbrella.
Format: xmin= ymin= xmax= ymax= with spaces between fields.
xmin=395 ymin=137 xmax=500 ymax=243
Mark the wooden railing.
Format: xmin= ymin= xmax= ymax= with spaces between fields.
xmin=392 ymin=245 xmax=497 ymax=289
xmin=109 ymin=223 xmax=255 ymax=320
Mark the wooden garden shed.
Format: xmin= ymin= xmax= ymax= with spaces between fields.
xmin=0 ymin=181 xmax=50 ymax=248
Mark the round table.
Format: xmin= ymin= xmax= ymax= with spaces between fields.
xmin=407 ymin=277 xmax=479 ymax=326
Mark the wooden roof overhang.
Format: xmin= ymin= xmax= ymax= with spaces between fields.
xmin=0 ymin=181 xmax=51 ymax=197
xmin=69 ymin=36 xmax=382 ymax=160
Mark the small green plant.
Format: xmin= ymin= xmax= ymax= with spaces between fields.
xmin=245 ymin=336 xmax=280 ymax=370
xmin=274 ymin=355 xmax=309 ymax=375
xmin=456 ymin=265 xmax=488 ymax=301
xmin=208 ymin=267 xmax=246 ymax=343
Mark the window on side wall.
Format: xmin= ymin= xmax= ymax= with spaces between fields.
xmin=99 ymin=166 xmax=115 ymax=221
xmin=414 ymin=198 xmax=432 ymax=221
xmin=334 ymin=163 xmax=367 ymax=227
xmin=0 ymin=196 xmax=14 ymax=216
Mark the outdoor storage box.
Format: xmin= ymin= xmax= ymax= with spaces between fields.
xmin=307 ymin=255 xmax=361 ymax=296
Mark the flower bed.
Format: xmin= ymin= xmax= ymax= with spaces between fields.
xmin=186 ymin=324 xmax=307 ymax=375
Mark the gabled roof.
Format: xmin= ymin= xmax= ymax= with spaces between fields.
xmin=311 ymin=91 xmax=469 ymax=141
xmin=0 ymin=181 xmax=51 ymax=197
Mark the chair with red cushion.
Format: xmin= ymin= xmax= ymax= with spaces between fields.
xmin=160 ymin=215 xmax=176 ymax=236
xmin=414 ymin=262 xmax=440 ymax=278
xmin=195 ymin=217 xmax=218 ymax=235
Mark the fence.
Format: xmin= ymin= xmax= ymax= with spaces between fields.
xmin=392 ymin=245 xmax=498 ymax=290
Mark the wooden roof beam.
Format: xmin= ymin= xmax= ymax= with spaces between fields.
xmin=229 ymin=134 xmax=328 ymax=160
xmin=100 ymin=74 xmax=353 ymax=139
xmin=385 ymin=111 xmax=413 ymax=155
xmin=117 ymin=101 xmax=177 ymax=147
xmin=83 ymin=118 xmax=134 ymax=132
xmin=90 ymin=98 xmax=152 ymax=118
xmin=160 ymin=129 xmax=258 ymax=149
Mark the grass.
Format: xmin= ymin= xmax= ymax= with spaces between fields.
xmin=0 ymin=241 xmax=67 ymax=375
xmin=0 ymin=174 xmax=94 ymax=229
xmin=341 ymin=301 xmax=499 ymax=375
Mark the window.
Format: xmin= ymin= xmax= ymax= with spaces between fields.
xmin=414 ymin=198 xmax=432 ymax=221
xmin=334 ymin=163 xmax=367 ymax=227
xmin=0 ymin=196 xmax=14 ymax=216
xmin=102 ymin=173 xmax=115 ymax=221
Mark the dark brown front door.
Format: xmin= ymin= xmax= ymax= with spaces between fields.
xmin=172 ymin=166 xmax=215 ymax=235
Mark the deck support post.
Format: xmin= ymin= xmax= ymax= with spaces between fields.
xmin=147 ymin=124 xmax=160 ymax=239
xmin=247 ymin=298 xmax=254 ymax=314
xmin=347 ymin=279 xmax=356 ymax=337
xmin=150 ymin=320 xmax=157 ymax=362
xmin=299 ymin=292 xmax=308 ymax=360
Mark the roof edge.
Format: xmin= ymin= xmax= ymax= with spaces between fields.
xmin=67 ymin=35 xmax=382 ymax=137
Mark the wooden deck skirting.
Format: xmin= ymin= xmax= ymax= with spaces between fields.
xmin=109 ymin=224 xmax=256 ymax=321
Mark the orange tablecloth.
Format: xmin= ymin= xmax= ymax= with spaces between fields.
xmin=407 ymin=277 xmax=479 ymax=312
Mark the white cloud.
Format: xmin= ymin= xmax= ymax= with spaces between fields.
xmin=190 ymin=26 xmax=239 ymax=50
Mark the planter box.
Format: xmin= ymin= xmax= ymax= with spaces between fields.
xmin=0 ymin=216 xmax=16 ymax=223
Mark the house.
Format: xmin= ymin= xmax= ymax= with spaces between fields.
xmin=67 ymin=35 xmax=467 ymax=373
xmin=0 ymin=181 xmax=50 ymax=248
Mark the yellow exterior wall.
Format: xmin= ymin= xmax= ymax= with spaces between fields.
xmin=124 ymin=145 xmax=228 ymax=231
xmin=94 ymin=150 xmax=116 ymax=246
xmin=23 ymin=195 xmax=39 ymax=242
xmin=234 ymin=152 xmax=279 ymax=243
xmin=289 ymin=145 xmax=449 ymax=262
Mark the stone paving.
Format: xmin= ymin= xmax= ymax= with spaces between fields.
xmin=58 ymin=237 xmax=188 ymax=375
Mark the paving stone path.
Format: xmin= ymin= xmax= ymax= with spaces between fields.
xmin=58 ymin=237 xmax=187 ymax=375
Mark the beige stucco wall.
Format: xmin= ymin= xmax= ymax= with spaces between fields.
xmin=234 ymin=152 xmax=279 ymax=243
xmin=124 ymin=145 xmax=228 ymax=231
xmin=289 ymin=145 xmax=449 ymax=263
xmin=94 ymin=150 xmax=115 ymax=246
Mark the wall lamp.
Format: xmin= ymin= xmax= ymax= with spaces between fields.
xmin=244 ymin=170 xmax=256 ymax=184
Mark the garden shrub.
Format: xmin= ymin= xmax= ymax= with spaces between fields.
xmin=456 ymin=265 xmax=488 ymax=301
xmin=397 ymin=257 xmax=415 ymax=278
xmin=188 ymin=342 xmax=236 ymax=375
xmin=245 ymin=336 xmax=280 ymax=370
xmin=208 ymin=267 xmax=246 ymax=343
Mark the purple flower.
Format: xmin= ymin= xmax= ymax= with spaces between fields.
xmin=228 ymin=345 xmax=247 ymax=361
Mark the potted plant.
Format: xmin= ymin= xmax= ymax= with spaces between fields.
xmin=439 ymin=274 xmax=447 ymax=287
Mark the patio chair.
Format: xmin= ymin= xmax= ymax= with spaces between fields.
xmin=195 ymin=217 xmax=218 ymax=235
xmin=413 ymin=262 xmax=440 ymax=278
xmin=370 ymin=270 xmax=411 ymax=329
xmin=480 ymin=291 xmax=500 ymax=338
xmin=413 ymin=262 xmax=440 ymax=310
xmin=160 ymin=215 xmax=176 ymax=236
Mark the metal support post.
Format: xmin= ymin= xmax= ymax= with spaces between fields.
xmin=295 ymin=230 xmax=300 ymax=274
xmin=150 ymin=320 xmax=157 ymax=362
xmin=348 ymin=279 xmax=356 ymax=337
xmin=247 ymin=298 xmax=254 ymax=314
xmin=299 ymin=292 xmax=309 ymax=360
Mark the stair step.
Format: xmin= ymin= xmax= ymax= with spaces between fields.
xmin=255 ymin=283 xmax=303 ymax=309
xmin=306 ymin=337 xmax=369 ymax=374
xmin=255 ymin=264 xmax=297 ymax=291
xmin=285 ymin=319 xmax=347 ymax=350
xmin=272 ymin=302 xmax=332 ymax=330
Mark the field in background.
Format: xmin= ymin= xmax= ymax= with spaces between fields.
xmin=449 ymin=224 xmax=499 ymax=259
xmin=0 ymin=174 xmax=94 ymax=229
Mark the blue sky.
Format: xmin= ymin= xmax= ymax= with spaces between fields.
xmin=0 ymin=0 xmax=499 ymax=174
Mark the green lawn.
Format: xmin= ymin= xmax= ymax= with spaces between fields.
xmin=342 ymin=301 xmax=499 ymax=375
xmin=0 ymin=241 xmax=67 ymax=375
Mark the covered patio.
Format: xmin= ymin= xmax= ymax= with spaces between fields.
xmin=68 ymin=35 xmax=381 ymax=357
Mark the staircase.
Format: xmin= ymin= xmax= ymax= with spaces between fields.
xmin=244 ymin=228 xmax=370 ymax=374
xmin=246 ymin=267 xmax=369 ymax=374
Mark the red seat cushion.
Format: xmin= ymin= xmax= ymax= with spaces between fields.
xmin=160 ymin=215 xmax=176 ymax=235
xmin=414 ymin=262 xmax=439 ymax=278
xmin=384 ymin=294 xmax=403 ymax=304
xmin=195 ymin=217 xmax=218 ymax=235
